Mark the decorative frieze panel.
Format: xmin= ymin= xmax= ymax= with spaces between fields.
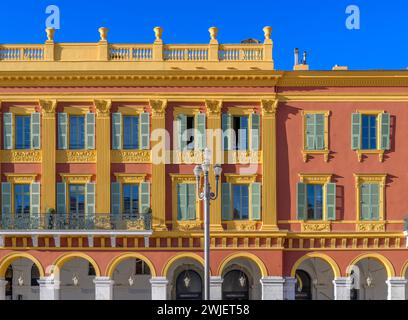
xmin=56 ymin=150 xmax=97 ymax=163
xmin=172 ymin=150 xmax=203 ymax=164
xmin=2 ymin=150 xmax=42 ymax=163
xmin=356 ymin=222 xmax=386 ymax=232
xmin=301 ymin=222 xmax=331 ymax=232
xmin=111 ymin=150 xmax=151 ymax=163
xmin=176 ymin=221 xmax=202 ymax=232
xmin=226 ymin=221 xmax=257 ymax=231
xmin=225 ymin=151 xmax=262 ymax=164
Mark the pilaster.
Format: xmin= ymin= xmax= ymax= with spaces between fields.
xmin=150 ymin=276 xmax=168 ymax=300
xmin=387 ymin=277 xmax=407 ymax=300
xmin=333 ymin=277 xmax=352 ymax=300
xmin=94 ymin=276 xmax=114 ymax=300
xmin=260 ymin=276 xmax=285 ymax=300
xmin=38 ymin=277 xmax=60 ymax=300
xmin=210 ymin=276 xmax=223 ymax=300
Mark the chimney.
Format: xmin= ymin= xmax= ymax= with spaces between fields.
xmin=293 ymin=48 xmax=309 ymax=70
xmin=294 ymin=48 xmax=299 ymax=67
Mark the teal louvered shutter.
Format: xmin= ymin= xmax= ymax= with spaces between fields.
xmin=177 ymin=183 xmax=187 ymax=220
xmin=112 ymin=113 xmax=122 ymax=150
xmin=222 ymin=113 xmax=232 ymax=150
xmin=351 ymin=113 xmax=361 ymax=150
xmin=196 ymin=113 xmax=206 ymax=151
xmin=250 ymin=113 xmax=260 ymax=151
xmin=111 ymin=182 xmax=121 ymax=215
xmin=31 ymin=112 xmax=41 ymax=149
xmin=380 ymin=113 xmax=390 ymax=150
xmin=360 ymin=184 xmax=370 ymax=220
xmin=186 ymin=184 xmax=196 ymax=220
xmin=139 ymin=112 xmax=150 ymax=150
xmin=222 ymin=183 xmax=232 ymax=220
xmin=140 ymin=182 xmax=150 ymax=214
xmin=85 ymin=113 xmax=95 ymax=150
xmin=315 ymin=114 xmax=325 ymax=150
xmin=370 ymin=184 xmax=380 ymax=220
xmin=296 ymin=182 xmax=307 ymax=220
xmin=56 ymin=182 xmax=66 ymax=214
xmin=30 ymin=182 xmax=40 ymax=228
xmin=251 ymin=182 xmax=261 ymax=220
xmin=325 ymin=183 xmax=336 ymax=221
xmin=305 ymin=114 xmax=315 ymax=150
xmin=2 ymin=182 xmax=12 ymax=218
xmin=177 ymin=114 xmax=187 ymax=151
xmin=86 ymin=183 xmax=95 ymax=217
xmin=58 ymin=113 xmax=68 ymax=150
xmin=3 ymin=113 xmax=13 ymax=150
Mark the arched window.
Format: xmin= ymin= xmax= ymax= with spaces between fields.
xmin=135 ymin=259 xmax=151 ymax=275
xmin=30 ymin=264 xmax=40 ymax=286
xmin=222 ymin=270 xmax=249 ymax=300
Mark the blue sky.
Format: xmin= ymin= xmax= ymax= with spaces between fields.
xmin=0 ymin=0 xmax=407 ymax=70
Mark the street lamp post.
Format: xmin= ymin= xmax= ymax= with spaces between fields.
xmin=194 ymin=147 xmax=222 ymax=300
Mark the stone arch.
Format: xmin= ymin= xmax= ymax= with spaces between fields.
xmin=0 ymin=253 xmax=45 ymax=278
xmin=290 ymin=253 xmax=341 ymax=278
xmin=105 ymin=252 xmax=157 ymax=278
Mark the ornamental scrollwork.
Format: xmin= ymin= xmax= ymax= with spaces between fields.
xmin=111 ymin=150 xmax=151 ymax=163
xmin=149 ymin=99 xmax=167 ymax=117
xmin=301 ymin=223 xmax=331 ymax=232
xmin=356 ymin=223 xmax=385 ymax=232
xmin=205 ymin=100 xmax=222 ymax=116
xmin=2 ymin=150 xmax=42 ymax=163
xmin=57 ymin=150 xmax=97 ymax=163
xmin=94 ymin=99 xmax=112 ymax=117
xmin=261 ymin=99 xmax=278 ymax=116
xmin=39 ymin=99 xmax=57 ymax=116
xmin=177 ymin=221 xmax=202 ymax=231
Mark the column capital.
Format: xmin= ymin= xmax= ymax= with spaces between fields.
xmin=150 ymin=276 xmax=169 ymax=285
xmin=261 ymin=99 xmax=278 ymax=117
xmin=260 ymin=276 xmax=285 ymax=284
xmin=386 ymin=277 xmax=407 ymax=285
xmin=94 ymin=99 xmax=112 ymax=118
xmin=210 ymin=276 xmax=223 ymax=284
xmin=93 ymin=276 xmax=115 ymax=285
xmin=333 ymin=277 xmax=353 ymax=286
xmin=39 ymin=99 xmax=57 ymax=117
xmin=149 ymin=99 xmax=168 ymax=118
xmin=205 ymin=99 xmax=222 ymax=117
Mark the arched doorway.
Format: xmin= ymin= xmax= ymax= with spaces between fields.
xmin=349 ymin=257 xmax=388 ymax=300
xmin=111 ymin=258 xmax=152 ymax=300
xmin=58 ymin=258 xmax=97 ymax=300
xmin=3 ymin=258 xmax=41 ymax=300
xmin=292 ymin=256 xmax=336 ymax=300
xmin=295 ymin=269 xmax=312 ymax=300
xmin=222 ymin=269 xmax=249 ymax=300
xmin=175 ymin=269 xmax=202 ymax=300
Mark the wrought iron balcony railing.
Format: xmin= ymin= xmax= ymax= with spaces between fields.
xmin=0 ymin=213 xmax=152 ymax=231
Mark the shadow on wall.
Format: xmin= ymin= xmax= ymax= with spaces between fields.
xmin=332 ymin=174 xmax=344 ymax=221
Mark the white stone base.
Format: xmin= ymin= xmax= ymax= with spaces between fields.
xmin=260 ymin=276 xmax=285 ymax=300
xmin=38 ymin=277 xmax=60 ymax=300
xmin=94 ymin=277 xmax=114 ymax=300
xmin=0 ymin=279 xmax=7 ymax=300
xmin=387 ymin=277 xmax=407 ymax=300
xmin=150 ymin=277 xmax=168 ymax=300
xmin=333 ymin=277 xmax=352 ymax=300
xmin=210 ymin=276 xmax=223 ymax=300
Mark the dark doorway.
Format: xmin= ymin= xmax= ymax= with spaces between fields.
xmin=175 ymin=270 xmax=202 ymax=300
xmin=295 ymin=270 xmax=312 ymax=300
xmin=5 ymin=265 xmax=13 ymax=300
xmin=222 ymin=270 xmax=249 ymax=300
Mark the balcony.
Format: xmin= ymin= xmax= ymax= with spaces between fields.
xmin=0 ymin=213 xmax=153 ymax=247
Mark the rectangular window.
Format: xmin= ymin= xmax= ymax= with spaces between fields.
xmin=123 ymin=116 xmax=139 ymax=149
xmin=305 ymin=113 xmax=325 ymax=150
xmin=360 ymin=183 xmax=380 ymax=220
xmin=15 ymin=116 xmax=31 ymax=150
xmin=177 ymin=183 xmax=196 ymax=220
xmin=123 ymin=184 xmax=139 ymax=217
xmin=232 ymin=184 xmax=249 ymax=220
xmin=233 ymin=116 xmax=248 ymax=150
xmin=14 ymin=184 xmax=30 ymax=215
xmin=69 ymin=184 xmax=85 ymax=215
xmin=69 ymin=115 xmax=85 ymax=149
xmin=361 ymin=115 xmax=377 ymax=150
xmin=306 ymin=184 xmax=323 ymax=220
xmin=186 ymin=116 xmax=195 ymax=150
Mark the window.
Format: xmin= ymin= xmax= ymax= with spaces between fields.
xmin=15 ymin=116 xmax=31 ymax=150
xmin=135 ymin=259 xmax=151 ymax=275
xmin=222 ymin=112 xmax=260 ymax=152
xmin=177 ymin=183 xmax=196 ymax=221
xmin=14 ymin=184 xmax=30 ymax=215
xmin=174 ymin=110 xmax=206 ymax=152
xmin=232 ymin=116 xmax=249 ymax=150
xmin=69 ymin=184 xmax=85 ymax=215
xmin=186 ymin=116 xmax=195 ymax=150
xmin=69 ymin=115 xmax=85 ymax=149
xmin=232 ymin=185 xmax=249 ymax=220
xmin=296 ymin=174 xmax=335 ymax=221
xmin=306 ymin=184 xmax=323 ymax=220
xmin=302 ymin=111 xmax=330 ymax=162
xmin=360 ymin=183 xmax=380 ymax=220
xmin=123 ymin=184 xmax=139 ymax=217
xmin=361 ymin=115 xmax=377 ymax=150
xmin=123 ymin=116 xmax=139 ymax=149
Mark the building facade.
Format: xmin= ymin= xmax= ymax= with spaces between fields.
xmin=0 ymin=26 xmax=407 ymax=300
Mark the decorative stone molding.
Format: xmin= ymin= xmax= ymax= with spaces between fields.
xmin=299 ymin=173 xmax=332 ymax=184
xmin=56 ymin=150 xmax=97 ymax=163
xmin=60 ymin=174 xmax=93 ymax=184
xmin=39 ymin=99 xmax=57 ymax=118
xmin=5 ymin=173 xmax=37 ymax=184
xmin=111 ymin=150 xmax=151 ymax=163
xmin=227 ymin=220 xmax=257 ymax=231
xmin=173 ymin=150 xmax=203 ymax=164
xmin=224 ymin=173 xmax=257 ymax=184
xmin=169 ymin=174 xmax=196 ymax=183
xmin=114 ymin=173 xmax=147 ymax=184
xmin=94 ymin=99 xmax=112 ymax=117
xmin=205 ymin=99 xmax=222 ymax=116
xmin=261 ymin=99 xmax=278 ymax=116
xmin=225 ymin=150 xmax=262 ymax=164
xmin=149 ymin=99 xmax=167 ymax=118
xmin=2 ymin=150 xmax=42 ymax=163
xmin=301 ymin=222 xmax=331 ymax=232
xmin=176 ymin=221 xmax=202 ymax=232
xmin=356 ymin=222 xmax=386 ymax=232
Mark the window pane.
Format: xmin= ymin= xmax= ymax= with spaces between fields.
xmin=69 ymin=116 xmax=85 ymax=149
xmin=233 ymin=185 xmax=249 ymax=220
xmin=69 ymin=184 xmax=85 ymax=215
xmin=123 ymin=184 xmax=139 ymax=216
xmin=123 ymin=116 xmax=139 ymax=149
xmin=307 ymin=184 xmax=323 ymax=220
xmin=14 ymin=184 xmax=30 ymax=215
xmin=15 ymin=116 xmax=31 ymax=149
xmin=361 ymin=115 xmax=377 ymax=150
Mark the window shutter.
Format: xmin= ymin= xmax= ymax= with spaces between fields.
xmin=380 ymin=113 xmax=391 ymax=150
xmin=3 ymin=112 xmax=13 ymax=150
xmin=351 ymin=113 xmax=361 ymax=150
xmin=112 ymin=112 xmax=122 ymax=150
xmin=30 ymin=182 xmax=41 ymax=228
xmin=370 ymin=184 xmax=380 ymax=220
xmin=296 ymin=182 xmax=307 ymax=220
xmin=222 ymin=183 xmax=232 ymax=220
xmin=250 ymin=113 xmax=260 ymax=151
xmin=360 ymin=184 xmax=370 ymax=220
xmin=56 ymin=182 xmax=66 ymax=214
xmin=85 ymin=183 xmax=95 ymax=217
xmin=195 ymin=113 xmax=206 ymax=151
xmin=31 ymin=112 xmax=41 ymax=150
xmin=111 ymin=182 xmax=121 ymax=215
xmin=176 ymin=114 xmax=187 ymax=151
xmin=1 ymin=182 xmax=12 ymax=218
xmin=139 ymin=112 xmax=150 ymax=150
xmin=177 ymin=183 xmax=187 ymax=220
xmin=325 ymin=183 xmax=336 ymax=221
xmin=58 ymin=113 xmax=68 ymax=150
xmin=251 ymin=182 xmax=261 ymax=220
xmin=305 ymin=114 xmax=315 ymax=150
xmin=222 ymin=113 xmax=232 ymax=151
xmin=85 ymin=113 xmax=95 ymax=150
xmin=140 ymin=182 xmax=150 ymax=214
xmin=315 ymin=114 xmax=325 ymax=150
xmin=187 ymin=184 xmax=196 ymax=220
